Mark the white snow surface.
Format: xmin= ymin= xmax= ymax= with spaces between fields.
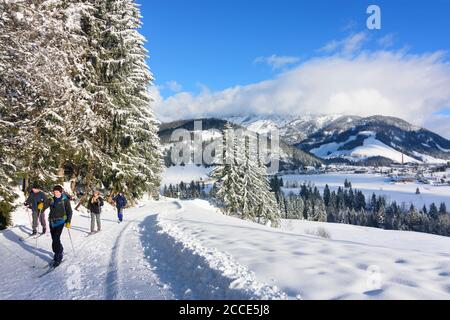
xmin=0 ymin=198 xmax=284 ymax=300
xmin=157 ymin=200 xmax=450 ymax=300
xmin=161 ymin=164 xmax=213 ymax=186
xmin=2 ymin=195 xmax=450 ymax=300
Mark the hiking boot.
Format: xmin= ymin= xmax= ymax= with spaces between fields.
xmin=42 ymin=228 xmax=46 ymax=234
xmin=31 ymin=230 xmax=38 ymax=236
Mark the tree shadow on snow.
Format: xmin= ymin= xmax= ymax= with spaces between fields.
xmin=2 ymin=227 xmax=53 ymax=263
xmin=139 ymin=215 xmax=190 ymax=300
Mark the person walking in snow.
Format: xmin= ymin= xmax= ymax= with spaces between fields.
xmin=24 ymin=183 xmax=47 ymax=235
xmin=87 ymin=190 xmax=104 ymax=234
xmin=112 ymin=192 xmax=127 ymax=223
xmin=43 ymin=185 xmax=73 ymax=267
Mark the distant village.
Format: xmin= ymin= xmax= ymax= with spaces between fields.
xmin=278 ymin=162 xmax=450 ymax=186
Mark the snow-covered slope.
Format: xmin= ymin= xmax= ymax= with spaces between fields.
xmin=310 ymin=132 xmax=421 ymax=163
xmin=161 ymin=164 xmax=213 ymax=186
xmin=157 ymin=200 xmax=450 ymax=300
xmin=300 ymin=115 xmax=450 ymax=164
xmin=158 ymin=118 xmax=323 ymax=170
xmin=2 ymin=197 xmax=449 ymax=300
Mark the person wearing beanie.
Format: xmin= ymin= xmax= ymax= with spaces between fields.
xmin=87 ymin=190 xmax=104 ymax=234
xmin=43 ymin=185 xmax=73 ymax=267
xmin=24 ymin=183 xmax=47 ymax=235
xmin=112 ymin=192 xmax=127 ymax=223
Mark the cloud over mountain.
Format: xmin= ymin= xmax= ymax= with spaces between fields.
xmin=151 ymin=34 xmax=450 ymax=138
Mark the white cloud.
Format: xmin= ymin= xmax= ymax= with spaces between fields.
xmin=377 ymin=33 xmax=396 ymax=48
xmin=254 ymin=54 xmax=301 ymax=70
xmin=164 ymin=80 xmax=182 ymax=92
xmin=151 ymin=36 xmax=450 ymax=138
xmin=319 ymin=32 xmax=368 ymax=56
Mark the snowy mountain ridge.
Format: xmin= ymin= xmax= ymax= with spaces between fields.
xmin=225 ymin=114 xmax=450 ymax=164
xmin=299 ymin=115 xmax=450 ymax=164
xmin=227 ymin=113 xmax=344 ymax=145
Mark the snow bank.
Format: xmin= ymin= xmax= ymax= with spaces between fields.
xmin=140 ymin=213 xmax=287 ymax=300
xmin=156 ymin=200 xmax=450 ymax=300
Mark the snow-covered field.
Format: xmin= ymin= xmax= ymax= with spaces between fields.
xmin=161 ymin=164 xmax=213 ymax=186
xmin=157 ymin=200 xmax=450 ymax=300
xmin=2 ymin=196 xmax=449 ymax=300
xmin=281 ymin=172 xmax=450 ymax=209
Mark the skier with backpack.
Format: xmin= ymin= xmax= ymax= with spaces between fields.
xmin=112 ymin=192 xmax=127 ymax=223
xmin=87 ymin=190 xmax=104 ymax=234
xmin=43 ymin=185 xmax=73 ymax=267
xmin=24 ymin=183 xmax=47 ymax=236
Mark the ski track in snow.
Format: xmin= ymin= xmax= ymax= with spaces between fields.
xmin=0 ymin=201 xmax=173 ymax=300
xmin=2 ymin=199 xmax=281 ymax=300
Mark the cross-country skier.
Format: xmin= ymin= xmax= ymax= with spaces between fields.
xmin=87 ymin=190 xmax=104 ymax=234
xmin=24 ymin=183 xmax=47 ymax=235
xmin=112 ymin=192 xmax=127 ymax=223
xmin=44 ymin=185 xmax=73 ymax=267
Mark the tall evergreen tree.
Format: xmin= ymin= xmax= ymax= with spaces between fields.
xmin=0 ymin=0 xmax=75 ymax=187
xmin=211 ymin=124 xmax=243 ymax=215
xmin=68 ymin=0 xmax=162 ymax=199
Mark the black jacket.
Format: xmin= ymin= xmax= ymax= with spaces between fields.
xmin=87 ymin=196 xmax=104 ymax=214
xmin=44 ymin=194 xmax=73 ymax=223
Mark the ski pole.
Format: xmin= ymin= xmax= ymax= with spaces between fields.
xmin=67 ymin=228 xmax=76 ymax=257
xmin=26 ymin=207 xmax=33 ymax=233
xmin=32 ymin=210 xmax=42 ymax=268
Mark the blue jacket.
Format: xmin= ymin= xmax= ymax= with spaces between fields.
xmin=25 ymin=191 xmax=46 ymax=212
xmin=113 ymin=194 xmax=127 ymax=209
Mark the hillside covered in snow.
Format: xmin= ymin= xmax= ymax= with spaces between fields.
xmin=223 ymin=114 xmax=450 ymax=165
xmin=2 ymin=198 xmax=449 ymax=300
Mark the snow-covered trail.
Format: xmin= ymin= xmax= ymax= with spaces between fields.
xmin=0 ymin=200 xmax=179 ymax=300
xmin=4 ymin=197 xmax=447 ymax=300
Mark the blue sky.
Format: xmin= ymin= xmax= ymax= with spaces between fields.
xmin=137 ymin=0 xmax=450 ymax=137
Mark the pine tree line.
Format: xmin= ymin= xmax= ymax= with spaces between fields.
xmin=0 ymin=0 xmax=162 ymax=228
xmin=163 ymin=181 xmax=208 ymax=200
xmin=270 ymin=177 xmax=450 ymax=237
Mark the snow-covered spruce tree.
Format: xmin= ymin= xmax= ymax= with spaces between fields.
xmin=210 ymin=123 xmax=243 ymax=215
xmin=286 ymin=194 xmax=304 ymax=220
xmin=312 ymin=198 xmax=327 ymax=222
xmin=0 ymin=0 xmax=76 ymax=188
xmin=211 ymin=125 xmax=280 ymax=227
xmin=68 ymin=0 xmax=162 ymax=199
xmin=0 ymin=126 xmax=16 ymax=229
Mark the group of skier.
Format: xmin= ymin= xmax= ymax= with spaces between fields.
xmin=24 ymin=184 xmax=128 ymax=268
